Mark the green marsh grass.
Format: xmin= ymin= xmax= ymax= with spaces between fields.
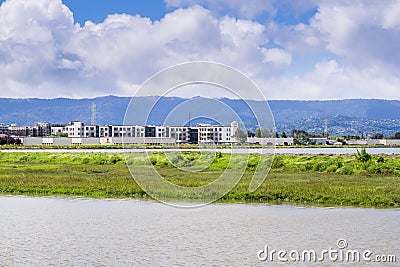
xmin=0 ymin=152 xmax=399 ymax=207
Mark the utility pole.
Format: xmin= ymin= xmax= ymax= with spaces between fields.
xmin=91 ymin=103 xmax=96 ymax=126
xmin=324 ymin=119 xmax=329 ymax=138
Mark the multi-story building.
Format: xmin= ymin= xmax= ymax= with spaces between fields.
xmin=0 ymin=124 xmax=8 ymax=135
xmin=50 ymin=124 xmax=67 ymax=136
xmin=106 ymin=125 xmax=143 ymax=137
xmin=65 ymin=121 xmax=85 ymax=137
xmin=169 ymin=126 xmax=189 ymax=143
xmin=154 ymin=126 xmax=170 ymax=138
xmin=99 ymin=126 xmax=111 ymax=137
xmin=6 ymin=120 xmax=240 ymax=145
xmin=35 ymin=123 xmax=52 ymax=137
xmin=195 ymin=124 xmax=233 ymax=144
xmin=188 ymin=128 xmax=199 ymax=144
xmin=6 ymin=123 xmax=63 ymax=137
xmin=83 ymin=125 xmax=99 ymax=137
xmin=65 ymin=122 xmax=100 ymax=138
xmin=135 ymin=126 xmax=145 ymax=137
xmin=8 ymin=125 xmax=30 ymax=137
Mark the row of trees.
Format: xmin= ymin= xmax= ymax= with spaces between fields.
xmin=253 ymin=129 xmax=287 ymax=138
xmin=345 ymin=132 xmax=400 ymax=140
xmin=0 ymin=135 xmax=21 ymax=145
xmin=234 ymin=128 xmax=289 ymax=144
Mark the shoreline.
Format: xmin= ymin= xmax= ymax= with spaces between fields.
xmin=1 ymin=194 xmax=399 ymax=210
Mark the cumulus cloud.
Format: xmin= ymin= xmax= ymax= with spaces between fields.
xmin=0 ymin=0 xmax=399 ymax=100
xmin=310 ymin=1 xmax=400 ymax=73
xmin=262 ymin=48 xmax=292 ymax=66
xmin=262 ymin=59 xmax=400 ymax=100
xmin=0 ymin=0 xmax=287 ymax=98
xmin=258 ymin=0 xmax=400 ymax=100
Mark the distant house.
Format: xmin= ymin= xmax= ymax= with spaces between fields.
xmin=248 ymin=137 xmax=294 ymax=146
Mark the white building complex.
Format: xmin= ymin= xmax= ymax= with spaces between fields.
xmin=4 ymin=120 xmax=295 ymax=146
xmin=16 ymin=121 xmax=263 ymax=146
xmin=58 ymin=121 xmax=239 ymax=145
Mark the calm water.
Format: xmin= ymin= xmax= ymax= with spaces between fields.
xmin=0 ymin=196 xmax=399 ymax=266
xmin=2 ymin=147 xmax=400 ymax=154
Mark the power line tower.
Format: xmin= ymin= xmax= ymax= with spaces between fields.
xmin=324 ymin=119 xmax=329 ymax=138
xmin=91 ymin=103 xmax=97 ymax=126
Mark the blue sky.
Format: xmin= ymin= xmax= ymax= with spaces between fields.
xmin=61 ymin=0 xmax=169 ymax=24
xmin=0 ymin=0 xmax=399 ymax=100
xmin=10 ymin=0 xmax=318 ymax=27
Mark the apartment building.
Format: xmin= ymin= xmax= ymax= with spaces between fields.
xmin=99 ymin=123 xmax=238 ymax=144
xmin=6 ymin=120 xmax=240 ymax=145
xmin=65 ymin=121 xmax=84 ymax=137
xmin=0 ymin=124 xmax=8 ymax=135
xmin=196 ymin=124 xmax=232 ymax=144
xmin=169 ymin=126 xmax=189 ymax=143
xmin=51 ymin=125 xmax=67 ymax=136
xmin=83 ymin=125 xmax=99 ymax=137
xmin=35 ymin=123 xmax=52 ymax=137
xmin=8 ymin=125 xmax=30 ymax=136
xmin=101 ymin=125 xmax=144 ymax=138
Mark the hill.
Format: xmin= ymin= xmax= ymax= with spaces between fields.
xmin=1 ymin=96 xmax=400 ymax=136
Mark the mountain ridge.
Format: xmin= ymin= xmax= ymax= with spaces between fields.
xmin=1 ymin=96 xmax=400 ymax=136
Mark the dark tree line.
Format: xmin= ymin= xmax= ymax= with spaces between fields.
xmin=0 ymin=135 xmax=22 ymax=145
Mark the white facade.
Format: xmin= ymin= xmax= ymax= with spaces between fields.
xmin=65 ymin=122 xmax=99 ymax=138
xmin=66 ymin=122 xmax=84 ymax=137
xmin=51 ymin=126 xmax=66 ymax=136
xmin=195 ymin=124 xmax=232 ymax=144
xmin=155 ymin=126 xmax=170 ymax=138
xmin=110 ymin=126 xmax=132 ymax=137
xmin=135 ymin=126 xmax=145 ymax=137
xmin=105 ymin=125 xmax=145 ymax=138
xmin=83 ymin=125 xmax=98 ymax=137
xmin=230 ymin=121 xmax=239 ymax=136
xmin=169 ymin=126 xmax=189 ymax=143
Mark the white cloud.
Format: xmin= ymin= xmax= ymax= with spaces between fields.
xmin=0 ymin=1 xmax=285 ymax=98
xmin=381 ymin=1 xmax=400 ymax=29
xmin=309 ymin=1 xmax=400 ymax=73
xmin=164 ymin=0 xmax=276 ymax=19
xmin=0 ymin=0 xmax=399 ymax=100
xmin=262 ymin=60 xmax=400 ymax=100
xmin=0 ymin=0 xmax=81 ymax=96
xmin=262 ymin=48 xmax=292 ymax=66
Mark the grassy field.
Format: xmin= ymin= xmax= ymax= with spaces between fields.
xmin=0 ymin=151 xmax=399 ymax=208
